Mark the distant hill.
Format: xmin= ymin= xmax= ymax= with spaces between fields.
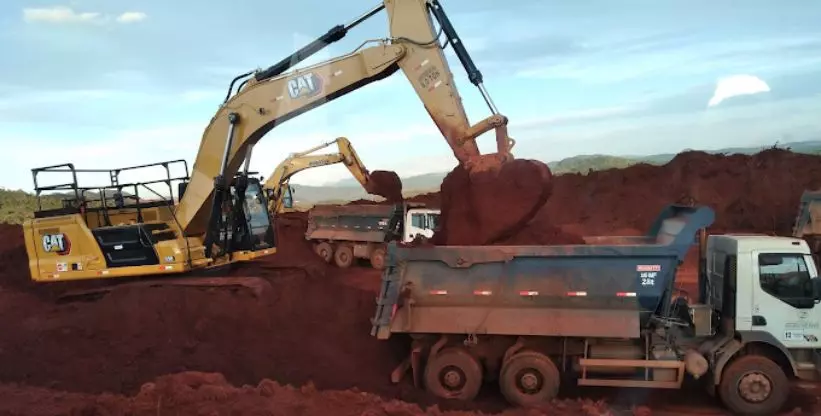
xmin=2 ymin=140 xmax=819 ymax=223
xmin=287 ymin=140 xmax=821 ymax=207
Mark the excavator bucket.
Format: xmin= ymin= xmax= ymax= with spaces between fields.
xmin=433 ymin=156 xmax=553 ymax=246
xmin=364 ymin=170 xmax=404 ymax=203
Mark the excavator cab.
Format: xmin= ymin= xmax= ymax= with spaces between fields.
xmin=25 ymin=162 xmax=277 ymax=282
xmin=216 ymin=174 xmax=276 ymax=254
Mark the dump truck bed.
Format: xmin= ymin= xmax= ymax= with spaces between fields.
xmin=306 ymin=204 xmax=402 ymax=243
xmin=370 ymin=205 xmax=715 ymax=340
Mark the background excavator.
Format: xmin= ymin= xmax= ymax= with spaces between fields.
xmin=23 ymin=0 xmax=551 ymax=287
xmin=263 ymin=137 xmax=380 ymax=215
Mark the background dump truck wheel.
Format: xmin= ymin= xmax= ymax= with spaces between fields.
xmin=719 ymin=354 xmax=789 ymax=416
xmin=315 ymin=242 xmax=333 ymax=263
xmin=423 ymin=348 xmax=483 ymax=401
xmin=370 ymin=247 xmax=386 ymax=270
xmin=333 ymin=244 xmax=354 ymax=268
xmin=499 ymin=351 xmax=560 ymax=407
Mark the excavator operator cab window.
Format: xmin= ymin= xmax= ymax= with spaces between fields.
xmin=283 ymin=186 xmax=294 ymax=209
xmin=242 ymin=180 xmax=276 ymax=250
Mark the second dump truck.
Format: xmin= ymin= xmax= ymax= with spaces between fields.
xmin=307 ymin=202 xmax=440 ymax=269
xmin=371 ymin=205 xmax=821 ymax=415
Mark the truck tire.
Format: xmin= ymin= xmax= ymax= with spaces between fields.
xmin=499 ymin=350 xmax=560 ymax=407
xmin=315 ymin=242 xmax=333 ymax=263
xmin=423 ymin=347 xmax=483 ymax=401
xmin=334 ymin=244 xmax=354 ymax=268
xmin=370 ymin=247 xmax=386 ymax=270
xmin=719 ymin=354 xmax=789 ymax=416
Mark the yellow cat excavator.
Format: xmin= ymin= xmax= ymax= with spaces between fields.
xmin=23 ymin=0 xmax=551 ymax=285
xmin=263 ymin=137 xmax=376 ymax=215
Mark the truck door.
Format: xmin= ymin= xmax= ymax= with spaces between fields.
xmin=751 ymin=250 xmax=821 ymax=348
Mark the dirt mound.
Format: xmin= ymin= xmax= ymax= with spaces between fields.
xmin=433 ymin=159 xmax=563 ymax=245
xmin=0 ymin=371 xmax=621 ymax=416
xmin=0 ymin=223 xmax=36 ymax=291
xmin=542 ymin=149 xmax=821 ymax=235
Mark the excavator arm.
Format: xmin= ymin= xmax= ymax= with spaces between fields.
xmin=174 ymin=0 xmax=516 ymax=245
xmin=263 ymin=137 xmax=377 ymax=214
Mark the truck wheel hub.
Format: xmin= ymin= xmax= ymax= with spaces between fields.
xmin=738 ymin=372 xmax=771 ymax=402
xmin=441 ymin=367 xmax=465 ymax=390
xmin=516 ymin=369 xmax=542 ymax=393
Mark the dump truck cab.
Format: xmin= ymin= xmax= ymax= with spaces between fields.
xmin=404 ymin=206 xmax=440 ymax=242
xmin=704 ymin=235 xmax=821 ymax=343
xmin=701 ymin=234 xmax=821 ymax=372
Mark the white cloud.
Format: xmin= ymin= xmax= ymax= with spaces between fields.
xmin=23 ymin=6 xmax=101 ymax=24
xmin=180 ymin=90 xmax=222 ymax=103
xmin=22 ymin=6 xmax=148 ymax=26
xmin=514 ymin=36 xmax=821 ymax=85
xmin=514 ymin=106 xmax=636 ymax=130
xmin=708 ymin=74 xmax=771 ymax=107
xmin=116 ymin=12 xmax=147 ymax=24
xmin=0 ymin=89 xmax=116 ymax=110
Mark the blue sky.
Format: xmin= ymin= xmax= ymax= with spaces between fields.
xmin=2 ymin=0 xmax=821 ymax=192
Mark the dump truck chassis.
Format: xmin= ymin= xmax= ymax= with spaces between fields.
xmin=391 ymin=332 xmax=793 ymax=416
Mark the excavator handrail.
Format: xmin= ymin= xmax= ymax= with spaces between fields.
xmin=31 ymin=159 xmax=191 ymax=213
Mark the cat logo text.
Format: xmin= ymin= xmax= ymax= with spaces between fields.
xmin=287 ymin=73 xmax=323 ymax=99
xmin=42 ymin=233 xmax=71 ymax=255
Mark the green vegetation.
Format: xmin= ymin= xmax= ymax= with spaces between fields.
xmin=0 ymin=188 xmax=62 ymax=225
xmin=547 ymin=155 xmax=639 ymax=174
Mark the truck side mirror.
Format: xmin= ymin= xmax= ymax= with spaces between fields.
xmin=813 ymin=278 xmax=821 ymax=302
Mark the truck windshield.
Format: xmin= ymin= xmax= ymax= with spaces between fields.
xmin=759 ymin=253 xmax=814 ymax=308
xmin=411 ymin=213 xmax=426 ymax=229
xmin=429 ymin=213 xmax=440 ymax=229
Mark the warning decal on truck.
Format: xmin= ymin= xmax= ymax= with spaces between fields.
xmin=636 ymin=265 xmax=661 ymax=272
xmin=637 ymin=265 xmax=661 ymax=287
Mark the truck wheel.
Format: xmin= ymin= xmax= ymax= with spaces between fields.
xmin=719 ymin=355 xmax=789 ymax=416
xmin=499 ymin=351 xmax=560 ymax=407
xmin=423 ymin=348 xmax=483 ymax=401
xmin=315 ymin=242 xmax=333 ymax=263
xmin=334 ymin=244 xmax=354 ymax=268
xmin=370 ymin=247 xmax=386 ymax=270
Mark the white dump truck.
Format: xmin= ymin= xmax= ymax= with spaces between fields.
xmin=306 ymin=202 xmax=440 ymax=269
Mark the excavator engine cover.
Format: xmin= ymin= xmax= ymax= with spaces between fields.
xmin=433 ymin=158 xmax=552 ymax=246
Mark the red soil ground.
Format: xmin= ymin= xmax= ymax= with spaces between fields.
xmin=1 ymin=149 xmax=821 ymax=415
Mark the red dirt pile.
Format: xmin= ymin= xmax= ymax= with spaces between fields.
xmin=542 ymin=148 xmax=821 ymax=236
xmin=0 ymin=371 xmax=618 ymax=416
xmin=431 ymin=159 xmax=583 ymax=245
xmin=394 ymin=148 xmax=821 ymax=241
